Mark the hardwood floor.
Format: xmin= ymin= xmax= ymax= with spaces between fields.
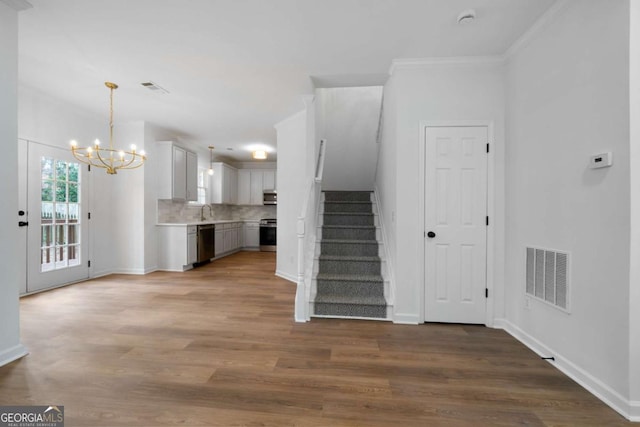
xmin=0 ymin=251 xmax=631 ymax=426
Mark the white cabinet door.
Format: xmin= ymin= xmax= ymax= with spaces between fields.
xmin=263 ymin=170 xmax=276 ymax=191
xmin=228 ymin=167 xmax=238 ymax=204
xmin=211 ymin=163 xmax=238 ymax=205
xmin=250 ymin=170 xmax=263 ymax=205
xmin=187 ymin=229 xmax=198 ymax=264
xmin=186 ymin=151 xmax=198 ymax=202
xmin=214 ymin=229 xmax=224 ymax=256
xmin=238 ymin=224 xmax=244 ymax=248
xmin=237 ymin=170 xmax=251 ymax=205
xmin=223 ymin=228 xmax=234 ymax=252
xmin=172 ymin=146 xmax=187 ymax=200
xmin=244 ymin=223 xmax=260 ymax=247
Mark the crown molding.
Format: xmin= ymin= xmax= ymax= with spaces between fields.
xmin=389 ymin=55 xmax=505 ymax=75
xmin=0 ymin=0 xmax=33 ymax=11
xmin=504 ymin=0 xmax=572 ymax=59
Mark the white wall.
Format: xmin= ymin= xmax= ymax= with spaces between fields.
xmin=275 ymin=110 xmax=307 ymax=281
xmin=504 ymin=0 xmax=631 ymax=413
xmin=316 ymin=86 xmax=382 ymax=191
xmin=385 ymin=61 xmax=505 ymax=323
xmin=110 ymin=122 xmax=146 ymax=273
xmin=0 ymin=2 xmax=27 ymax=366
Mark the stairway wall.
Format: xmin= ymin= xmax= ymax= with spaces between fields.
xmin=316 ymin=86 xmax=382 ymax=191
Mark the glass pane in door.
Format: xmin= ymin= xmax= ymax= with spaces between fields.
xmin=40 ymin=157 xmax=81 ymax=272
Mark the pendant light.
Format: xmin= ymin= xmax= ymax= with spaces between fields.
xmin=208 ymin=146 xmax=215 ymax=175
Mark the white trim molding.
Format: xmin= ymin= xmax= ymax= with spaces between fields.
xmin=389 ymin=56 xmax=504 ymax=75
xmin=392 ymin=312 xmax=420 ymax=325
xmin=0 ymin=344 xmax=28 ymax=367
xmin=0 ymin=0 xmax=32 ymax=11
xmin=275 ymin=270 xmax=297 ymax=284
xmin=504 ymin=0 xmax=572 ymax=59
xmin=495 ymin=318 xmax=637 ymax=422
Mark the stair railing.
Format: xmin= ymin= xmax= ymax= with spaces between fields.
xmin=295 ymin=139 xmax=326 ymax=322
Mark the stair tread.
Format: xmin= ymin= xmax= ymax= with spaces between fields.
xmin=324 ymin=201 xmax=372 ymax=204
xmin=321 ymin=239 xmax=378 ymax=244
xmin=316 ymin=273 xmax=383 ymax=282
xmin=314 ymin=295 xmax=386 ymax=305
xmin=319 ymin=255 xmax=380 ymax=262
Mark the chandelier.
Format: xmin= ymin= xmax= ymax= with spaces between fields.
xmin=70 ymin=82 xmax=146 ymax=174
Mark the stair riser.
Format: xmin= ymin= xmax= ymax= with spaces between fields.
xmin=318 ymin=259 xmax=381 ymax=275
xmin=321 ymin=242 xmax=379 ymax=256
xmin=316 ymin=280 xmax=384 ymax=297
xmin=321 ymin=227 xmax=377 ymax=240
xmin=323 ymin=203 xmax=373 ymax=213
xmin=314 ymin=303 xmax=386 ymax=318
xmin=324 ymin=192 xmax=372 ymax=202
xmin=323 ymin=214 xmax=374 ymax=226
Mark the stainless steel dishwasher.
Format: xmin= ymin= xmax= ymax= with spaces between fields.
xmin=197 ymin=224 xmax=216 ymax=263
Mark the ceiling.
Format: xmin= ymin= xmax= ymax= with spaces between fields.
xmin=17 ymin=0 xmax=557 ymax=162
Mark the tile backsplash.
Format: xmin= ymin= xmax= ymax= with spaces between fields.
xmin=158 ymin=200 xmax=276 ymax=223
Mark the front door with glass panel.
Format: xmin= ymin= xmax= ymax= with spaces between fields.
xmin=27 ymin=142 xmax=89 ymax=293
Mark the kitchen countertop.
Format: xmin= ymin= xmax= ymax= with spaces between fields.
xmin=157 ymin=219 xmax=261 ymax=226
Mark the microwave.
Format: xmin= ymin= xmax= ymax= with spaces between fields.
xmin=263 ymin=190 xmax=277 ymax=205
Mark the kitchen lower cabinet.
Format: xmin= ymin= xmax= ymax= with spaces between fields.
xmin=214 ymin=228 xmax=224 ymax=257
xmin=244 ymin=222 xmax=260 ymax=249
xmin=158 ymin=225 xmax=198 ymax=271
xmin=215 ymin=222 xmax=243 ymax=257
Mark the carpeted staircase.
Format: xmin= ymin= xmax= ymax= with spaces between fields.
xmin=313 ymin=191 xmax=387 ymax=318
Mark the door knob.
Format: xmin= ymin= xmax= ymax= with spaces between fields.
xmin=18 ymin=210 xmax=25 ymax=216
xmin=427 ymin=231 xmax=436 ymax=238
xmin=18 ymin=221 xmax=29 ymax=227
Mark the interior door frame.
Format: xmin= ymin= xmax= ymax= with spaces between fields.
xmin=419 ymin=120 xmax=496 ymax=326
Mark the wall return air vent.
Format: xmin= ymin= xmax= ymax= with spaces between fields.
xmin=526 ymin=247 xmax=570 ymax=312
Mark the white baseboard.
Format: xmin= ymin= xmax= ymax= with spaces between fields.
xmin=494 ymin=318 xmax=635 ymax=422
xmin=0 ymin=343 xmax=28 ymax=367
xmin=90 ymin=269 xmax=113 ymax=279
xmin=392 ymin=312 xmax=420 ymax=325
xmin=111 ymin=268 xmax=149 ymax=275
xmin=275 ymin=270 xmax=297 ymax=284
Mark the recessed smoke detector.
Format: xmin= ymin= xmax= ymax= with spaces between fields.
xmin=141 ymin=81 xmax=169 ymax=94
xmin=457 ymin=9 xmax=476 ymax=24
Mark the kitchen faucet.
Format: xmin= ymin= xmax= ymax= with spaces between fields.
xmin=200 ymin=204 xmax=213 ymax=221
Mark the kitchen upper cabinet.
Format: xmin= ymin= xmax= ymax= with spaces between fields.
xmin=210 ymin=162 xmax=238 ymax=204
xmin=235 ymin=168 xmax=277 ymax=206
xmin=262 ymin=170 xmax=276 ymax=190
xmin=237 ymin=170 xmax=251 ymax=205
xmin=157 ymin=141 xmax=198 ymax=201
xmin=186 ymin=151 xmax=198 ymax=202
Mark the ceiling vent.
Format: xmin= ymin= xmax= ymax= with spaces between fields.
xmin=141 ymin=81 xmax=169 ymax=94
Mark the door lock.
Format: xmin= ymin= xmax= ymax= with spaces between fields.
xmin=427 ymin=231 xmax=436 ymax=238
xmin=18 ymin=221 xmax=29 ymax=227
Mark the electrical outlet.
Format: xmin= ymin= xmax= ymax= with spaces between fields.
xmin=525 ymin=297 xmax=531 ymax=310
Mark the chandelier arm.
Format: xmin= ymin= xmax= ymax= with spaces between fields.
xmin=94 ymin=147 xmax=116 ymax=171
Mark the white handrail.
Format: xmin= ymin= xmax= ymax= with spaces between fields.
xmin=295 ymin=139 xmax=326 ymax=322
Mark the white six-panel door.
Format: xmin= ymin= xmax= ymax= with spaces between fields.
xmin=424 ymin=126 xmax=488 ymax=324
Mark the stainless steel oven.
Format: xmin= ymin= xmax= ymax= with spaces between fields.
xmin=259 ymin=218 xmax=276 ymax=252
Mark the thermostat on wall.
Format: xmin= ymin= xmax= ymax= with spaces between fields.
xmin=589 ymin=152 xmax=613 ymax=169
